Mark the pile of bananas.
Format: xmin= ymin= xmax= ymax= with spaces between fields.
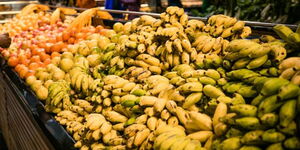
xmin=19 ymin=6 xmax=300 ymax=150
xmin=223 ymin=39 xmax=287 ymax=70
xmin=205 ymin=15 xmax=251 ymax=39
xmin=212 ymin=69 xmax=300 ymax=150
xmin=279 ymin=57 xmax=300 ymax=85
xmin=273 ymin=25 xmax=300 ymax=49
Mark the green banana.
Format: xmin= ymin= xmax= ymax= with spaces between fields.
xmin=237 ymin=85 xmax=257 ymax=98
xmin=251 ymin=94 xmax=265 ymax=106
xmin=199 ymin=76 xmax=216 ymax=85
xmin=203 ymin=85 xmax=225 ymax=98
xmin=266 ymin=143 xmax=284 ymax=150
xmin=235 ymin=117 xmax=261 ymax=130
xmin=177 ymin=82 xmax=203 ymax=93
xmin=232 ymin=58 xmax=251 ymax=70
xmin=230 ymin=104 xmax=257 ymax=117
xmin=225 ymin=128 xmax=243 ymax=138
xmin=277 ymin=83 xmax=300 ymax=101
xmin=283 ymin=137 xmax=300 ymax=149
xmin=279 ymin=100 xmax=296 ymax=127
xmin=224 ymin=82 xmax=242 ymax=93
xmin=262 ymin=129 xmax=286 ymax=143
xmin=278 ymin=121 xmax=297 ymax=136
xmin=241 ymin=130 xmax=265 ymax=145
xmin=260 ymin=78 xmax=289 ymax=96
xmin=220 ymin=137 xmax=241 ymax=150
xmin=232 ymin=93 xmax=246 ymax=105
xmin=260 ymin=113 xmax=278 ymax=127
xmin=258 ymin=95 xmax=283 ymax=117
xmin=182 ymin=93 xmax=202 ymax=109
xmin=204 ymin=69 xmax=221 ymax=80
xmin=247 ymin=55 xmax=268 ymax=69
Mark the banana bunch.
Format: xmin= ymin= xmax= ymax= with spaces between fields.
xmin=192 ymin=35 xmax=229 ymax=54
xmin=279 ymin=57 xmax=300 ymax=85
xmin=194 ymin=53 xmax=223 ymax=69
xmin=222 ymin=82 xmax=257 ymax=98
xmin=205 ymin=15 xmax=251 ymax=39
xmin=273 ymin=24 xmax=300 ymax=49
xmin=224 ymin=39 xmax=288 ymax=70
xmin=45 ymin=80 xmax=71 ymax=113
xmin=153 ymin=125 xmax=205 ymax=150
xmin=55 ymin=110 xmax=85 ymax=142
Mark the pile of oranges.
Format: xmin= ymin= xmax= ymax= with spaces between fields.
xmin=1 ymin=11 xmax=105 ymax=80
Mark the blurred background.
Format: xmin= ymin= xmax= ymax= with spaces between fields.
xmin=0 ymin=0 xmax=300 ymax=24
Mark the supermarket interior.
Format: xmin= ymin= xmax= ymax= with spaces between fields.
xmin=0 ymin=0 xmax=300 ymax=150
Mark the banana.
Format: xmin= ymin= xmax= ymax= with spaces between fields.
xmin=270 ymin=45 xmax=287 ymax=63
xmin=205 ymin=69 xmax=221 ymax=80
xmin=213 ymin=102 xmax=227 ymax=127
xmin=279 ymin=67 xmax=297 ymax=80
xmin=183 ymin=140 xmax=202 ymax=150
xmin=169 ymin=137 xmax=188 ymax=150
xmin=134 ymin=128 xmax=150 ymax=146
xmin=260 ymin=78 xmax=289 ymax=96
xmin=202 ymin=38 xmax=216 ymax=53
xmin=188 ymin=111 xmax=212 ymax=131
xmin=262 ymin=129 xmax=286 ymax=143
xmin=51 ymin=91 xmax=65 ymax=106
xmin=182 ymin=93 xmax=202 ymax=109
xmin=240 ymin=26 xmax=252 ymax=39
xmin=284 ymin=137 xmax=300 ymax=149
xmin=260 ymin=113 xmax=278 ymax=127
xmin=187 ymin=131 xmax=213 ymax=143
xmin=181 ymin=51 xmax=190 ymax=64
xmin=137 ymin=54 xmax=160 ymax=67
xmin=277 ymin=83 xmax=299 ymax=100
xmin=258 ymin=95 xmax=283 ymax=117
xmin=279 ymin=100 xmax=296 ymax=127
xmin=181 ymin=39 xmax=192 ymax=53
xmin=177 ymin=82 xmax=203 ymax=93
xmin=241 ymin=130 xmax=264 ymax=145
xmin=153 ymin=132 xmax=177 ymax=149
xmin=237 ymin=85 xmax=257 ymax=98
xmin=199 ymin=77 xmax=216 ymax=85
xmin=239 ymin=43 xmax=262 ymax=57
xmin=266 ymin=143 xmax=284 ymax=150
xmin=224 ymin=17 xmax=237 ymax=28
xmin=291 ymin=71 xmax=300 ymax=85
xmin=166 ymin=40 xmax=173 ymax=53
xmin=203 ymin=85 xmax=225 ymax=98
xmin=230 ymin=104 xmax=257 ymax=117
xmin=235 ymin=117 xmax=260 ymax=130
xmin=232 ymin=21 xmax=245 ymax=32
xmin=279 ymin=57 xmax=300 ymax=71
xmin=220 ymin=137 xmax=241 ymax=150
xmin=221 ymin=27 xmax=233 ymax=38
xmin=232 ymin=58 xmax=251 ymax=69
xmin=212 ymin=25 xmax=224 ymax=37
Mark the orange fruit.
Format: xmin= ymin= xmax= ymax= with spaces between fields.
xmin=30 ymin=55 xmax=41 ymax=63
xmin=8 ymin=56 xmax=19 ymax=67
xmin=25 ymin=70 xmax=35 ymax=78
xmin=40 ymin=52 xmax=51 ymax=62
xmin=29 ymin=62 xmax=40 ymax=70
xmin=19 ymin=67 xmax=29 ymax=79
xmin=68 ymin=37 xmax=75 ymax=44
xmin=51 ymin=52 xmax=61 ymax=58
xmin=15 ymin=64 xmax=26 ymax=73
xmin=62 ymin=31 xmax=70 ymax=41
xmin=43 ymin=58 xmax=51 ymax=65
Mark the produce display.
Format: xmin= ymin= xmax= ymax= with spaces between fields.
xmin=1 ymin=4 xmax=300 ymax=150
